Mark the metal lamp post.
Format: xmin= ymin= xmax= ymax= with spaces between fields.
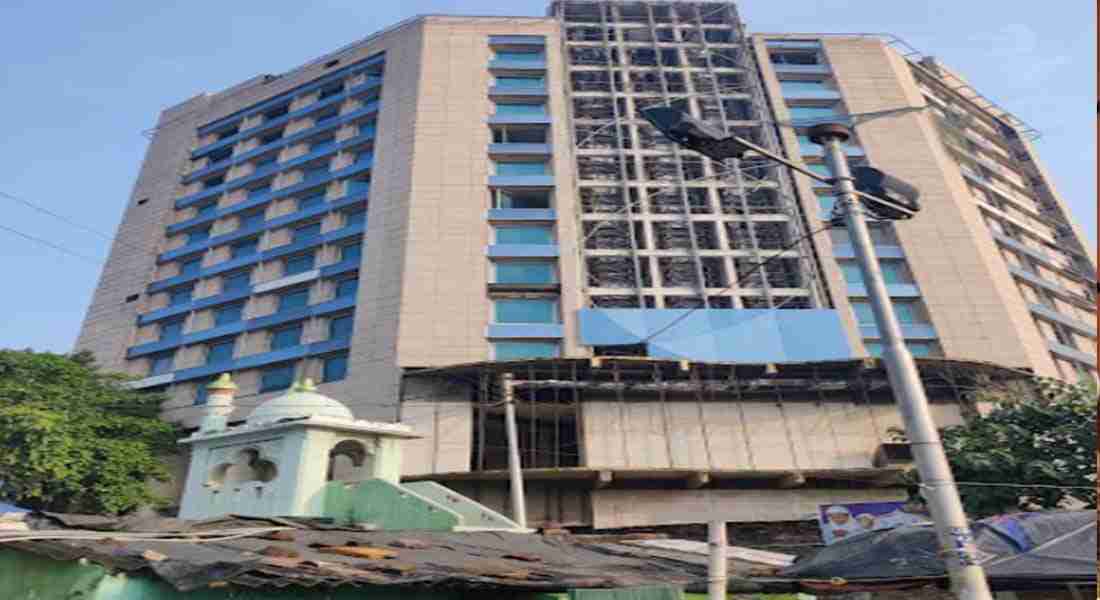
xmin=639 ymin=106 xmax=993 ymax=600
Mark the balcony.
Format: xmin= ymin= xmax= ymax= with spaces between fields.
xmin=487 ymin=244 xmax=559 ymax=258
xmin=1047 ymin=340 xmax=1097 ymax=367
xmin=171 ymin=338 xmax=352 ymax=385
xmin=1029 ymin=303 xmax=1097 ymax=337
xmin=488 ymin=143 xmax=552 ymax=156
xmin=486 ymin=323 xmax=564 ymax=339
xmin=1008 ymin=265 xmax=1092 ymax=306
xmin=488 ymin=175 xmax=555 ymax=187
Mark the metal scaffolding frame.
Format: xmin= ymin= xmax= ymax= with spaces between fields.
xmin=553 ymin=0 xmax=826 ymax=312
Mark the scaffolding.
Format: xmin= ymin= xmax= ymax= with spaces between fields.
xmin=554 ymin=0 xmax=826 ymax=312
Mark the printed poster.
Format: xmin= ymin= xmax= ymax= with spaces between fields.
xmin=818 ymin=500 xmax=931 ymax=545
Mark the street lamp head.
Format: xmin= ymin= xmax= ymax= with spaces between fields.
xmin=852 ymin=166 xmax=921 ymax=220
xmin=640 ymin=105 xmax=752 ymax=161
xmin=807 ymin=122 xmax=852 ymax=144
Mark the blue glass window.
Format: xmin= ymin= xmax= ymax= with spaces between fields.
xmin=495 ymin=189 xmax=551 ymax=209
xmin=907 ymin=341 xmax=936 ymax=357
xmin=271 ymin=324 xmax=303 ymax=350
xmin=840 ymin=262 xmax=863 ymax=284
xmin=496 ymin=161 xmax=548 ymax=176
xmin=336 ymin=278 xmax=359 ymax=298
xmin=807 ymin=163 xmax=831 ymax=177
xmin=203 ymin=175 xmax=224 ymax=189
xmin=304 ymin=164 xmax=329 ymax=182
xmin=319 ymin=83 xmax=344 ymax=100
xmin=496 ymin=226 xmax=553 ymax=245
xmin=293 ymin=221 xmax=322 ymax=242
xmin=496 ymin=51 xmax=544 ymax=62
xmin=345 ymin=209 xmax=366 ymax=227
xmin=240 ymin=212 xmax=265 ymax=230
xmin=160 ymin=319 xmax=184 ymax=341
xmin=169 ymin=286 xmax=193 ymax=306
xmin=264 ymin=103 xmax=290 ymax=121
xmin=495 ymin=262 xmax=555 ymax=284
xmin=346 ymin=178 xmax=370 ymax=196
xmin=214 ymin=302 xmax=244 ymax=326
xmin=797 ymin=135 xmax=821 ymax=154
xmin=893 ymin=300 xmax=924 ymax=324
xmin=279 ymin=288 xmax=310 ymax=312
xmin=248 ymin=184 xmax=271 ymax=199
xmin=260 ymin=129 xmax=284 ymax=145
xmin=206 ymin=339 xmax=235 ymax=364
xmin=208 ymin=147 xmax=232 ymax=163
xmin=298 ymin=193 xmax=326 ymax=211
xmin=149 ymin=352 xmax=174 ymax=376
xmin=196 ymin=202 xmax=217 ymax=218
xmin=231 ymin=237 xmax=259 ymax=258
xmin=495 ymin=76 xmax=545 ymax=89
xmin=360 ymin=122 xmax=377 ymax=138
xmin=881 ymin=261 xmax=912 ymax=285
xmin=285 ymin=253 xmax=315 ymax=276
xmin=260 ymin=363 xmax=296 ymax=392
xmin=315 ymin=110 xmax=339 ymax=125
xmin=818 ymin=194 xmax=835 ymax=217
xmin=781 ymin=80 xmax=830 ymax=94
xmin=788 ymin=105 xmax=841 ymax=120
xmin=329 ymin=315 xmax=354 ymax=340
xmin=851 ymin=301 xmax=875 ymax=324
xmin=864 ymin=341 xmax=883 ymax=357
xmin=494 ymin=341 xmax=560 ymax=360
xmin=495 ymin=103 xmax=547 ymax=117
xmin=223 ymin=271 xmax=250 ymax=292
xmin=494 ymin=298 xmax=557 ymax=323
xmin=323 ymin=353 xmax=349 ymax=382
xmin=194 ymin=378 xmax=213 ymax=405
xmin=311 ymin=136 xmax=336 ymax=152
xmin=187 ymin=227 xmax=210 ymax=245
xmin=341 ymin=243 xmax=362 ymax=262
xmin=179 ymin=257 xmax=202 ymax=277
xmin=255 ymin=154 xmax=277 ymax=168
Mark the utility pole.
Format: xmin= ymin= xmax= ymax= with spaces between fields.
xmin=500 ymin=373 xmax=528 ymax=528
xmin=707 ymin=520 xmax=728 ymax=600
xmin=810 ymin=122 xmax=993 ymax=600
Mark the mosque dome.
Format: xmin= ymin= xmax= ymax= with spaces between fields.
xmin=247 ymin=379 xmax=354 ymax=425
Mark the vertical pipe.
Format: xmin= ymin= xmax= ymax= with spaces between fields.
xmin=707 ymin=520 xmax=727 ymax=600
xmin=819 ymin=128 xmax=993 ymax=600
xmin=501 ymin=373 xmax=527 ymax=528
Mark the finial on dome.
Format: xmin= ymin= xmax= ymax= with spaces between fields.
xmin=292 ymin=378 xmax=317 ymax=393
xmin=207 ymin=373 xmax=238 ymax=391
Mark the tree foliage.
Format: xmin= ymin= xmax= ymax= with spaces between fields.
xmin=0 ymin=349 xmax=178 ymax=514
xmin=927 ymin=377 xmax=1097 ymax=518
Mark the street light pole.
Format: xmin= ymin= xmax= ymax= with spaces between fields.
xmin=811 ymin=123 xmax=993 ymax=600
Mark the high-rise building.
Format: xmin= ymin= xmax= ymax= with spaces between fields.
xmin=76 ymin=1 xmax=1095 ymax=528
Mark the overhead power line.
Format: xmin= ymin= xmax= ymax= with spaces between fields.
xmin=0 ymin=190 xmax=153 ymax=257
xmin=0 ymin=223 xmax=105 ymax=265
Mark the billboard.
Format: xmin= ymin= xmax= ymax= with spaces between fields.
xmin=818 ymin=500 xmax=932 ymax=545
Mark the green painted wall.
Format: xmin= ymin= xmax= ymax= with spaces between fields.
xmin=321 ymin=478 xmax=462 ymax=529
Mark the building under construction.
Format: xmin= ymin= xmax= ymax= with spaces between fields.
xmin=75 ymin=0 xmax=1095 ymax=529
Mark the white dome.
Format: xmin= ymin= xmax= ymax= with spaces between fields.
xmin=247 ymin=379 xmax=354 ymax=425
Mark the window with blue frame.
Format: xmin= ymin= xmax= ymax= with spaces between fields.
xmin=493 ymin=189 xmax=552 ymax=209
xmin=892 ymin=300 xmax=926 ymax=324
xmin=315 ymin=110 xmax=339 ymax=125
xmin=495 ymin=102 xmax=547 ymax=117
xmin=293 ymin=221 xmax=322 ymax=242
xmin=260 ymin=128 xmax=284 ymax=145
xmin=323 ymin=353 xmax=349 ymax=382
xmin=495 ymin=76 xmax=545 ymax=89
xmin=797 ymin=135 xmax=821 ymax=154
xmin=208 ymin=147 xmax=232 ymax=163
xmin=196 ymin=202 xmax=217 ymax=218
xmin=864 ymin=341 xmax=939 ymax=358
xmin=495 ymin=50 xmax=544 ymax=62
xmin=231 ymin=237 xmax=259 ymax=258
xmin=206 ymin=339 xmax=235 ymax=364
xmin=169 ymin=286 xmax=193 ymax=306
xmin=770 ymin=51 xmax=820 ymax=65
xmin=284 ymin=252 xmax=315 ymax=276
xmin=298 ymin=192 xmax=326 ymax=211
xmin=204 ymin=175 xmax=224 ymax=189
xmin=310 ymin=136 xmax=336 ymax=152
xmin=818 ymin=194 xmax=835 ymax=217
xmin=344 ymin=209 xmax=366 ymax=227
xmin=329 ymin=314 xmax=354 ymax=340
xmin=495 ymin=225 xmax=553 ymax=244
xmin=159 ymin=319 xmax=184 ymax=341
xmin=494 ymin=298 xmax=558 ymax=323
xmin=248 ymin=184 xmax=271 ymax=198
xmin=493 ymin=341 xmax=560 ymax=360
xmin=255 ymin=154 xmax=277 ymax=168
xmin=851 ymin=300 xmax=875 ymax=324
xmin=271 ymin=324 xmax=303 ymax=350
xmin=494 ymin=261 xmax=556 ymax=284
xmin=780 ymin=80 xmax=832 ymax=95
xmin=260 ymin=362 xmax=296 ymax=392
xmin=346 ymin=178 xmax=370 ymax=196
xmin=279 ymin=288 xmax=310 ymax=312
xmin=840 ymin=262 xmax=863 ymax=284
xmin=179 ymin=257 xmax=202 ymax=277
xmin=264 ymin=103 xmax=290 ymax=121
xmin=319 ymin=82 xmax=344 ymax=100
xmin=187 ymin=227 xmax=211 ymax=245
xmin=304 ymin=164 xmax=329 ymax=182
xmin=807 ymin=163 xmax=831 ymax=177
xmin=214 ymin=302 xmax=244 ymax=326
xmin=880 ymin=261 xmax=913 ymax=285
xmin=788 ymin=105 xmax=842 ymax=120
xmin=336 ymin=278 xmax=359 ymax=298
xmin=223 ymin=270 xmax=250 ymax=293
xmin=240 ymin=211 xmax=265 ymax=230
xmin=495 ymin=161 xmax=549 ymax=176
xmin=360 ymin=122 xmax=377 ymax=138
xmin=148 ymin=352 xmax=174 ymax=376
xmin=341 ymin=243 xmax=362 ymax=263
xmin=194 ymin=378 xmax=213 ymax=405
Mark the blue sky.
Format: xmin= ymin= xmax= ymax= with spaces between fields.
xmin=0 ymin=1 xmax=1094 ymax=353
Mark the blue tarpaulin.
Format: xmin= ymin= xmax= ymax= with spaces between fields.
xmin=0 ymin=502 xmax=28 ymax=513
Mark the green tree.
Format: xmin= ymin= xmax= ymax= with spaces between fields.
xmin=917 ymin=377 xmax=1097 ymax=518
xmin=0 ymin=349 xmax=178 ymax=514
